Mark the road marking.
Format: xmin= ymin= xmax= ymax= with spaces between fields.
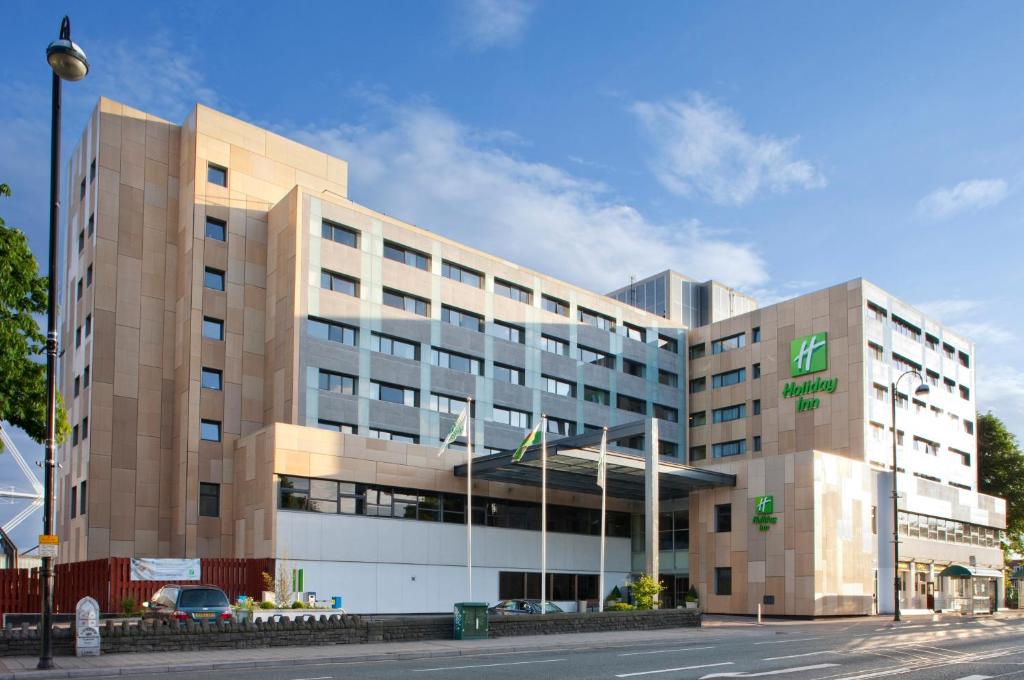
xmin=615 ymin=662 xmax=734 ymax=677
xmin=413 ymin=658 xmax=566 ymax=672
xmin=291 ymin=677 xmax=332 ymax=680
xmin=754 ymin=637 xmax=825 ymax=645
xmin=762 ymin=650 xmax=838 ymax=661
xmin=700 ymin=663 xmax=840 ymax=678
xmin=620 ymin=646 xmax=715 ymax=656
xmin=951 ymin=676 xmax=991 ymax=680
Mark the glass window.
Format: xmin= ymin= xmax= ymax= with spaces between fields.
xmin=712 ymin=439 xmax=746 ymax=458
xmin=87 ymin=214 xmax=94 ymax=236
xmin=202 ymin=317 xmax=224 ymax=340
xmin=546 ymin=417 xmax=573 ymax=436
xmin=622 ymin=358 xmax=645 ymax=378
xmin=207 ymin=163 xmax=227 ymax=186
xmin=441 ymin=305 xmax=484 ymax=332
xmin=689 ymin=343 xmax=706 ymax=359
xmin=658 ymin=370 xmax=678 ymax=387
xmin=494 ymin=279 xmax=532 ymax=303
xmin=753 ymin=435 xmax=762 ymax=452
xmin=689 ymin=377 xmax=706 ymax=394
xmin=382 ymin=288 xmax=429 ymax=316
xmin=491 ymin=320 xmax=525 ymax=344
xmin=80 ymin=480 xmax=87 ymax=516
xmin=321 ymin=220 xmax=358 ymax=248
xmin=653 ymin=404 xmax=678 ymax=422
xmin=74 ymin=376 xmax=80 ymax=397
xmin=279 ymin=476 xmax=310 ymax=510
xmin=752 ymin=327 xmax=761 ymax=343
xmin=712 ymin=368 xmax=746 ymax=388
xmin=309 ymin=316 xmax=358 ymax=346
xmin=541 ymin=335 xmax=569 ymax=356
xmin=493 ymin=406 xmax=531 ymax=428
xmin=205 ymin=217 xmax=226 ymax=241
xmin=715 ymin=504 xmax=732 ymax=532
xmin=201 ymin=368 xmax=222 ymax=390
xmin=541 ymin=295 xmax=569 ymax=316
xmin=372 ymin=381 xmax=419 ymax=407
xmin=689 ymin=411 xmax=706 ymax=427
xmin=204 ymin=267 xmax=225 ymax=291
xmin=318 ymin=370 xmax=356 ymax=394
xmin=494 ymin=363 xmax=525 ymax=385
xmin=617 ymin=394 xmax=646 ymax=414
xmin=86 ymin=264 xmax=93 ymax=286
xmin=85 ymin=314 xmax=92 ymax=336
xmin=367 ymin=429 xmax=419 ymax=444
xmin=317 ymin=419 xmax=356 ymax=433
xmin=84 ymin=366 xmax=90 ymax=387
xmin=867 ymin=301 xmax=887 ymax=322
xmin=80 ymin=177 xmax=86 ymax=200
xmin=89 ymin=159 xmax=96 ymax=181
xmin=712 ymin=333 xmax=746 ymax=354
xmin=441 ymin=261 xmax=483 ymax=288
xmin=958 ymin=351 xmax=970 ymax=368
xmin=583 ymin=385 xmax=609 ymax=405
xmin=578 ymin=346 xmax=614 ymax=368
xmin=199 ymin=483 xmax=220 ymax=517
xmin=372 ymin=332 xmax=419 ymax=360
xmin=624 ymin=323 xmax=645 ymax=342
xmin=321 ymin=269 xmax=359 ymax=296
xmin=430 ymin=393 xmax=471 ymax=416
xmin=657 ymin=335 xmax=678 ymax=353
xmin=689 ymin=445 xmax=706 ymax=462
xmin=200 ymin=420 xmax=221 ymax=442
xmin=77 ymin=229 xmax=84 ymax=253
xmin=578 ymin=307 xmax=615 ymax=331
xmin=431 ymin=348 xmax=483 ymax=375
xmin=712 ymin=403 xmax=746 ymax=423
xmin=715 ymin=567 xmax=732 ymax=596
xmin=542 ymin=375 xmax=575 ymax=397
xmin=383 ymin=241 xmax=429 ymax=270
xmin=753 ymin=399 xmax=761 ymax=415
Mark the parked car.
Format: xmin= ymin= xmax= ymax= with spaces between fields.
xmin=142 ymin=585 xmax=233 ymax=623
xmin=488 ymin=599 xmax=565 ymax=615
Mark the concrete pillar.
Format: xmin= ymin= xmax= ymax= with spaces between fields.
xmin=908 ymin=561 xmax=916 ymax=610
xmin=644 ymin=418 xmax=660 ymax=595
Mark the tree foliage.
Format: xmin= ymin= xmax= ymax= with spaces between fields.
xmin=0 ymin=184 xmax=68 ymax=449
xmin=977 ymin=411 xmax=1024 ymax=554
xmin=631 ymin=574 xmax=666 ymax=610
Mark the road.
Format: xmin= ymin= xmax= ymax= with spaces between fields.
xmin=110 ymin=616 xmax=1024 ymax=680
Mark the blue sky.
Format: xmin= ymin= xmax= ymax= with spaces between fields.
xmin=3 ymin=2 xmax=1024 ymax=545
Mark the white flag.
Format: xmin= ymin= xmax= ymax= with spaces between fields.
xmin=438 ymin=406 xmax=468 ymax=456
xmin=596 ymin=428 xmax=607 ymax=489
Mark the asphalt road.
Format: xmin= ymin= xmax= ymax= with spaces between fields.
xmin=112 ymin=616 xmax=1024 ymax=680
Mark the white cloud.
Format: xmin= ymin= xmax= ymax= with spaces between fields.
xmin=290 ymin=103 xmax=768 ymax=293
xmin=917 ymin=178 xmax=1008 ymax=220
xmin=915 ymin=298 xmax=1014 ymax=345
xmin=454 ymin=0 xmax=534 ymax=51
xmin=631 ymin=94 xmax=826 ymax=206
xmin=977 ymin=365 xmax=1024 ymax=428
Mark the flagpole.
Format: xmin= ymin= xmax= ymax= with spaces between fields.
xmin=541 ymin=415 xmax=547 ymax=615
xmin=466 ymin=397 xmax=473 ymax=602
xmin=599 ymin=426 xmax=607 ymax=613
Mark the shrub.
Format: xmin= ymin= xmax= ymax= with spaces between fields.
xmin=631 ymin=574 xmax=665 ymax=610
xmin=261 ymin=571 xmax=275 ymax=593
xmin=606 ymin=601 xmax=635 ymax=611
xmin=259 ymin=601 xmax=276 ymax=609
xmin=120 ymin=596 xmax=140 ymax=616
xmin=685 ymin=585 xmax=699 ymax=603
xmin=290 ymin=600 xmax=306 ymax=609
xmin=606 ymin=585 xmax=623 ymax=603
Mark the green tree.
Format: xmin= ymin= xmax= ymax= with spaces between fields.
xmin=977 ymin=411 xmax=1024 ymax=554
xmin=631 ymin=574 xmax=666 ymax=610
xmin=0 ymin=184 xmax=68 ymax=449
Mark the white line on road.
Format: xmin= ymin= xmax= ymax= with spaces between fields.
xmin=615 ymin=662 xmax=734 ymax=677
xmin=291 ymin=677 xmax=333 ymax=680
xmin=699 ymin=663 xmax=840 ymax=678
xmin=762 ymin=650 xmax=838 ymax=661
xmin=619 ymin=646 xmax=716 ymax=656
xmin=754 ymin=637 xmax=825 ymax=645
xmin=951 ymin=676 xmax=991 ymax=680
xmin=412 ymin=658 xmax=566 ymax=672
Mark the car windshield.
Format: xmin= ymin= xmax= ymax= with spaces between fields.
xmin=178 ymin=589 xmax=229 ymax=608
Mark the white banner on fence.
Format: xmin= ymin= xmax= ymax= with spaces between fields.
xmin=129 ymin=558 xmax=201 ymax=582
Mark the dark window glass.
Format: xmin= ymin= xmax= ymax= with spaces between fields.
xmin=441 ymin=261 xmax=483 ymax=288
xmin=622 ymin=358 xmax=645 ymax=378
xmin=658 ymin=335 xmax=678 ymax=353
xmin=204 ymin=267 xmax=225 ymax=291
xmin=383 ymin=241 xmax=429 ymax=270
xmin=321 ymin=269 xmax=359 ymax=296
xmin=715 ymin=567 xmax=732 ymax=596
xmin=321 ymin=220 xmax=359 ymax=248
xmin=207 ymin=164 xmax=227 ymax=186
xmin=309 ymin=316 xmax=358 ymax=346
xmin=86 ymin=265 xmax=93 ymax=286
xmin=199 ymin=483 xmax=220 ymax=517
xmin=494 ymin=363 xmax=525 ymax=385
xmin=653 ymin=404 xmax=678 ymax=422
xmin=578 ymin=307 xmax=615 ymax=332
xmin=617 ymin=394 xmax=646 ymax=414
xmin=689 ymin=377 xmax=706 ymax=394
xmin=624 ymin=323 xmax=645 ymax=342
xmin=318 ymin=370 xmax=356 ymax=394
xmin=712 ymin=368 xmax=746 ymax=388
xmin=441 ymin=305 xmax=484 ymax=332
xmin=179 ymin=588 xmax=229 ymax=608
xmin=658 ymin=369 xmax=678 ymax=387
xmin=541 ymin=335 xmax=569 ymax=356
xmin=715 ymin=504 xmax=732 ymax=533
xmin=690 ymin=445 xmax=706 ymax=462
xmin=90 ymin=159 xmax=96 ymax=181
xmin=494 ymin=279 xmax=532 ymax=303
xmin=491 ymin=321 xmax=525 ymax=344
xmin=541 ymin=295 xmax=569 ymax=316
xmin=382 ymin=289 xmax=429 ymax=316
xmin=372 ymin=332 xmax=419 ymax=360
xmin=80 ymin=480 xmax=87 ymax=516
xmin=689 ymin=343 xmax=706 ymax=359
xmin=578 ymin=346 xmax=614 ymax=368
xmin=583 ymin=385 xmax=609 ymax=405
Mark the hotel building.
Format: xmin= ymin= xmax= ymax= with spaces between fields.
xmin=57 ymin=98 xmax=1005 ymax=616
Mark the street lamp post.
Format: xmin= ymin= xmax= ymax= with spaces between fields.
xmin=40 ymin=15 xmax=88 ymax=670
xmin=890 ymin=369 xmax=929 ymax=623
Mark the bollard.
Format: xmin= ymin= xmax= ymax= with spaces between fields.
xmin=757 ymin=603 xmax=762 ymax=625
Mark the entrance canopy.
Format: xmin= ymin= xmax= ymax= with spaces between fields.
xmin=939 ymin=564 xmax=1003 ymax=579
xmin=454 ymin=420 xmax=735 ymax=501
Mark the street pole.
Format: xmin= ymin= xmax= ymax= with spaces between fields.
xmin=890 ymin=379 xmax=900 ymax=624
xmin=41 ymin=17 xmax=88 ymax=669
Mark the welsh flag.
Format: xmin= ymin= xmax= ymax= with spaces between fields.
xmin=511 ymin=421 xmax=543 ymax=463
xmin=438 ymin=407 xmax=468 ymax=456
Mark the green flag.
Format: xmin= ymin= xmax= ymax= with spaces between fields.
xmin=438 ymin=406 xmax=468 ymax=456
xmin=511 ymin=421 xmax=543 ymax=462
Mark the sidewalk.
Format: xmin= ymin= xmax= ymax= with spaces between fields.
xmin=0 ymin=627 xmax=720 ymax=680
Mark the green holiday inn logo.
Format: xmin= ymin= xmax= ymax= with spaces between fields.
xmin=790 ymin=332 xmax=828 ymax=377
xmin=782 ymin=332 xmax=837 ymax=412
xmin=753 ymin=495 xmax=777 ymax=531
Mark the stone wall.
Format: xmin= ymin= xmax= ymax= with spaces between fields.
xmin=0 ymin=609 xmax=700 ymax=657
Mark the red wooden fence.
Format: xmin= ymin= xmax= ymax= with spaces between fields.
xmin=0 ymin=558 xmax=274 ymax=616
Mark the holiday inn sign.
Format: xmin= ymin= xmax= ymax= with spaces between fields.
xmin=782 ymin=332 xmax=838 ymax=412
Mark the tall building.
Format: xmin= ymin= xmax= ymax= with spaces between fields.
xmin=58 ymin=98 xmax=1005 ymax=616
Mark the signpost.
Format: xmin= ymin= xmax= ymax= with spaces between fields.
xmin=753 ymin=495 xmax=778 ymax=532
xmin=75 ymin=596 xmax=100 ymax=657
xmin=37 ymin=535 xmax=58 ymax=559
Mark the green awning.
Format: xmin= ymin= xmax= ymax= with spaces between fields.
xmin=939 ymin=564 xmax=1002 ymax=578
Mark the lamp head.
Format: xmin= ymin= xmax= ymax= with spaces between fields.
xmin=914 ymin=383 xmax=930 ymax=397
xmin=46 ymin=16 xmax=88 ymax=82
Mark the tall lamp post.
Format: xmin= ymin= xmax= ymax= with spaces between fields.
xmin=891 ymin=369 xmax=929 ymax=623
xmin=40 ymin=16 xmax=88 ymax=670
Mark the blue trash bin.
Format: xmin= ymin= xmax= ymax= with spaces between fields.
xmin=332 ymin=596 xmax=343 ymax=609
